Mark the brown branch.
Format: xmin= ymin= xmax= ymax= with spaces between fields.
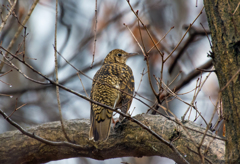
xmin=197 ymin=93 xmax=221 ymax=163
xmin=126 ymin=0 xmax=163 ymax=56
xmin=169 ymin=28 xmax=211 ymax=74
xmin=147 ymin=26 xmax=174 ymax=53
xmin=172 ymin=60 xmax=213 ymax=94
xmin=220 ymin=68 xmax=240 ymax=92
xmin=181 ymin=67 xmax=213 ymax=124
xmin=0 ymin=57 xmax=49 ymax=85
xmin=54 ymin=3 xmax=137 ymax=76
xmin=54 ymin=0 xmax=71 ymax=143
xmin=0 ymin=0 xmax=17 ymax=33
xmin=0 ymin=112 xmax=225 ymax=164
xmin=0 ymin=0 xmax=39 ymax=71
xmin=0 ymin=61 xmax=101 ymax=95
xmin=124 ymin=23 xmax=158 ymax=97
xmin=164 ymin=7 xmax=204 ymax=63
xmin=91 ymin=0 xmax=98 ymax=68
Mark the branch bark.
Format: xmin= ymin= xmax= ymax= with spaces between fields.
xmin=204 ymin=0 xmax=240 ymax=163
xmin=0 ymin=114 xmax=225 ymax=164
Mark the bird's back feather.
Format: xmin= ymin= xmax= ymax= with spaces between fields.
xmin=89 ymin=50 xmax=134 ymax=141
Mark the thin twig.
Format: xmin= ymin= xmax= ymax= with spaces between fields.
xmin=0 ymin=69 xmax=12 ymax=77
xmin=196 ymin=0 xmax=198 ymax=7
xmin=200 ymin=23 xmax=212 ymax=48
xmin=160 ymin=60 xmax=213 ymax=102
xmin=0 ymin=69 xmax=13 ymax=86
xmin=196 ymin=68 xmax=215 ymax=72
xmin=168 ymin=28 xmax=210 ymax=74
xmin=184 ymin=78 xmax=200 ymax=122
xmin=161 ymin=80 xmax=196 ymax=109
xmin=124 ymin=23 xmax=158 ymax=97
xmin=176 ymin=87 xmax=199 ymax=95
xmin=53 ymin=46 xmax=92 ymax=80
xmin=0 ymin=79 xmax=12 ymax=86
xmin=137 ymin=14 xmax=147 ymax=54
xmin=147 ymin=26 xmax=174 ymax=53
xmin=197 ymin=93 xmax=220 ymax=163
xmin=7 ymin=103 xmax=27 ymax=119
xmin=0 ymin=0 xmax=39 ymax=72
xmin=164 ymin=7 xmax=204 ymax=63
xmin=168 ymin=71 xmax=182 ymax=87
xmin=233 ymin=2 xmax=240 ymax=15
xmin=123 ymin=23 xmax=147 ymax=58
xmin=220 ymin=68 xmax=240 ymax=92
xmin=134 ymin=68 xmax=145 ymax=96
xmin=91 ymin=0 xmax=98 ymax=68
xmin=54 ymin=0 xmax=71 ymax=143
xmin=187 ymin=146 xmax=213 ymax=164
xmin=77 ymin=72 xmax=89 ymax=98
xmin=0 ymin=58 xmax=48 ymax=85
xmin=0 ymin=93 xmax=12 ymax=97
xmin=0 ymin=0 xmax=17 ymax=33
xmin=181 ymin=68 xmax=213 ymax=124
xmin=126 ymin=0 xmax=163 ymax=56
xmin=0 ymin=108 xmax=85 ymax=148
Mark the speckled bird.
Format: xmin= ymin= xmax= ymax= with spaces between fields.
xmin=89 ymin=49 xmax=135 ymax=142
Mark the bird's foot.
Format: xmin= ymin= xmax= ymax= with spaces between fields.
xmin=114 ymin=120 xmax=123 ymax=132
xmin=113 ymin=119 xmax=120 ymax=129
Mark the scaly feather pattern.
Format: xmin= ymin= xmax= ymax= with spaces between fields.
xmin=89 ymin=49 xmax=135 ymax=141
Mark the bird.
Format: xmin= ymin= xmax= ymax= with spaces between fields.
xmin=89 ymin=49 xmax=135 ymax=142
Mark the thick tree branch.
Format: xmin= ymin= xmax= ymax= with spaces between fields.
xmin=0 ymin=114 xmax=225 ymax=164
xmin=204 ymin=0 xmax=240 ymax=163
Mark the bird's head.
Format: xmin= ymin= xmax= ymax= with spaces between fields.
xmin=103 ymin=49 xmax=137 ymax=64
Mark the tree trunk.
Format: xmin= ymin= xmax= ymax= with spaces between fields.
xmin=204 ymin=0 xmax=240 ymax=163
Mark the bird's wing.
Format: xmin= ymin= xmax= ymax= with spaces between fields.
xmin=117 ymin=65 xmax=134 ymax=121
xmin=89 ymin=64 xmax=121 ymax=141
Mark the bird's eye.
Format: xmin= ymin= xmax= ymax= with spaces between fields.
xmin=117 ymin=53 xmax=122 ymax=57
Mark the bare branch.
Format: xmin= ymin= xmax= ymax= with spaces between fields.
xmin=54 ymin=0 xmax=71 ymax=143
xmin=164 ymin=7 xmax=204 ymax=63
xmin=0 ymin=0 xmax=17 ymax=33
xmin=0 ymin=0 xmax=39 ymax=71
xmin=91 ymin=0 xmax=98 ymax=68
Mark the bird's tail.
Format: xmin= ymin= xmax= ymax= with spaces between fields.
xmin=89 ymin=109 xmax=112 ymax=142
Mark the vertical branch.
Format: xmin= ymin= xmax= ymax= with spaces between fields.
xmin=197 ymin=93 xmax=221 ymax=163
xmin=77 ymin=73 xmax=89 ymax=98
xmin=22 ymin=27 xmax=26 ymax=62
xmin=135 ymin=11 xmax=159 ymax=97
xmin=182 ymin=69 xmax=213 ymax=122
xmin=124 ymin=23 xmax=158 ymax=97
xmin=126 ymin=0 xmax=163 ymax=57
xmin=159 ymin=55 xmax=164 ymax=92
xmin=91 ymin=0 xmax=98 ymax=68
xmin=137 ymin=11 xmax=146 ymax=54
xmin=0 ymin=0 xmax=39 ymax=72
xmin=54 ymin=0 xmax=71 ymax=142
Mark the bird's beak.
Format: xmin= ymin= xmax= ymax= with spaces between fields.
xmin=127 ymin=52 xmax=139 ymax=58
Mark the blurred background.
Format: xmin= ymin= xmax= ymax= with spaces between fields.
xmin=0 ymin=0 xmax=220 ymax=163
